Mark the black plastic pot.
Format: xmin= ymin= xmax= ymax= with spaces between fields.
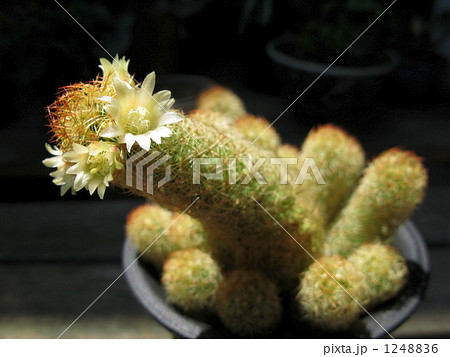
xmin=265 ymin=36 xmax=400 ymax=118
xmin=123 ymin=221 xmax=430 ymax=338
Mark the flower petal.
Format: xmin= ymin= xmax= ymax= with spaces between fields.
xmin=134 ymin=134 xmax=152 ymax=151
xmin=97 ymin=96 xmax=115 ymax=104
xmin=81 ymin=172 xmax=92 ymax=188
xmin=88 ymin=177 xmax=102 ymax=195
xmin=72 ymin=143 xmax=89 ymax=154
xmin=141 ymin=72 xmax=156 ymax=96
xmin=97 ymin=184 xmax=107 ymax=199
xmin=148 ymin=132 xmax=162 ymax=144
xmin=113 ymin=77 xmax=134 ymax=101
xmin=73 ymin=173 xmax=86 ymax=191
xmin=124 ymin=133 xmax=137 ymax=152
xmin=137 ymin=73 xmax=157 ymax=108
xmin=42 ymin=156 xmax=61 ymax=168
xmin=60 ymin=180 xmax=74 ymax=196
xmin=163 ymin=98 xmax=175 ymax=110
xmin=153 ymin=125 xmax=173 ymax=137
xmin=66 ymin=163 xmax=83 ymax=175
xmin=153 ymin=90 xmax=171 ymax=104
xmin=158 ymin=112 xmax=183 ymax=126
xmin=146 ymin=126 xmax=172 ymax=145
xmin=99 ymin=58 xmax=112 ymax=77
xmin=64 ymin=152 xmax=85 ymax=164
xmin=45 ymin=143 xmax=61 ymax=156
xmin=50 ymin=171 xmax=63 ymax=180
xmin=52 ymin=176 xmax=65 ymax=185
xmin=99 ymin=125 xmax=124 ymax=139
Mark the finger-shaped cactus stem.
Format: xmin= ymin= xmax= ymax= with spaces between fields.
xmin=197 ymin=86 xmax=247 ymax=121
xmin=325 ymin=148 xmax=427 ymax=256
xmin=348 ymin=243 xmax=408 ymax=307
xmin=298 ymin=124 xmax=365 ymax=224
xmin=233 ymin=115 xmax=281 ymax=151
xmin=116 ymin=110 xmax=324 ymax=291
xmin=215 ymin=269 xmax=282 ymax=336
xmin=297 ymin=256 xmax=369 ymax=330
xmin=162 ymin=248 xmax=222 ymax=313
xmin=126 ymin=204 xmax=206 ymax=270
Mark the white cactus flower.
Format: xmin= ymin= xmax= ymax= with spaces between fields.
xmin=99 ymin=73 xmax=183 ymax=152
xmin=42 ymin=143 xmax=75 ymax=196
xmin=62 ymin=141 xmax=124 ymax=199
xmin=99 ymin=54 xmax=134 ymax=86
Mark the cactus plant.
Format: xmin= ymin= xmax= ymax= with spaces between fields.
xmin=233 ymin=115 xmax=281 ymax=151
xmin=197 ymin=85 xmax=247 ymax=121
xmin=298 ymin=242 xmax=409 ymax=330
xmin=162 ymin=248 xmax=222 ymax=313
xmin=297 ymin=255 xmax=369 ymax=330
xmin=298 ymin=124 xmax=366 ymax=224
xmin=324 ymin=148 xmax=427 ymax=256
xmin=43 ymin=56 xmax=427 ymax=336
xmin=348 ymin=243 xmax=408 ymax=307
xmin=215 ymin=269 xmax=282 ymax=336
xmin=126 ymin=204 xmax=206 ymax=270
xmin=276 ymin=143 xmax=300 ymax=158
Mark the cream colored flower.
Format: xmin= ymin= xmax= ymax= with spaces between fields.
xmin=63 ymin=141 xmax=124 ymax=199
xmin=99 ymin=73 xmax=183 ymax=151
xmin=99 ymin=54 xmax=134 ymax=86
xmin=42 ymin=143 xmax=75 ymax=196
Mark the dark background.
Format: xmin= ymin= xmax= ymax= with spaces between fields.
xmin=0 ymin=0 xmax=449 ymax=337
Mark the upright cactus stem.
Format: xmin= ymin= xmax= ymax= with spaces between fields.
xmin=215 ymin=269 xmax=282 ymax=336
xmin=324 ymin=148 xmax=427 ymax=256
xmin=162 ymin=248 xmax=222 ymax=313
xmin=126 ymin=204 xmax=206 ymax=270
xmin=277 ymin=143 xmax=300 ymax=159
xmin=348 ymin=243 xmax=408 ymax=307
xmin=298 ymin=124 xmax=365 ymax=224
xmin=297 ymin=243 xmax=409 ymax=330
xmin=116 ymin=110 xmax=323 ymax=291
xmin=233 ymin=115 xmax=281 ymax=151
xmin=297 ymin=256 xmax=369 ymax=330
xmin=197 ymin=86 xmax=247 ymax=121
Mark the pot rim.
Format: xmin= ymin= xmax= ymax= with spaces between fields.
xmin=266 ymin=35 xmax=400 ymax=78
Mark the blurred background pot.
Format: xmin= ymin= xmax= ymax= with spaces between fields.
xmin=266 ymin=35 xmax=400 ymax=118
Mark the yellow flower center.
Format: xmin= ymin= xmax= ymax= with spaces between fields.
xmin=87 ymin=151 xmax=111 ymax=176
xmin=125 ymin=106 xmax=155 ymax=135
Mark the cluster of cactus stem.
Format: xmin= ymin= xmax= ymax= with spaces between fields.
xmin=44 ymin=58 xmax=427 ymax=336
xmin=125 ymin=88 xmax=426 ymax=335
